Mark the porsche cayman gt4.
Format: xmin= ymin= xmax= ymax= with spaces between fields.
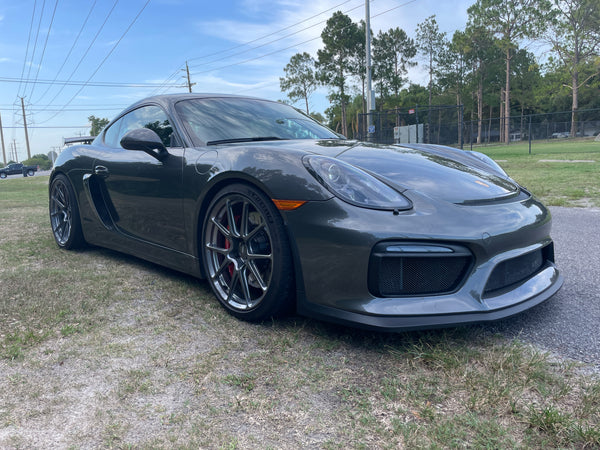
xmin=49 ymin=94 xmax=563 ymax=330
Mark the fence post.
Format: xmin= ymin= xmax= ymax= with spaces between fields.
xmin=470 ymin=120 xmax=473 ymax=151
xmin=528 ymin=115 xmax=532 ymax=155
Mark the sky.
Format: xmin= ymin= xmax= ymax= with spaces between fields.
xmin=0 ymin=0 xmax=474 ymax=162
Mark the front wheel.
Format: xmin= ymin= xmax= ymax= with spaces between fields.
xmin=0 ymin=173 xmax=6 ymax=179
xmin=49 ymin=174 xmax=86 ymax=249
xmin=202 ymin=184 xmax=294 ymax=321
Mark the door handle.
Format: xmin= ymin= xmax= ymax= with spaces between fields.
xmin=94 ymin=165 xmax=109 ymax=178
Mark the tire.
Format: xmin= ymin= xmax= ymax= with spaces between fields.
xmin=202 ymin=183 xmax=294 ymax=321
xmin=0 ymin=173 xmax=6 ymax=179
xmin=27 ymin=169 xmax=35 ymax=177
xmin=49 ymin=174 xmax=86 ymax=249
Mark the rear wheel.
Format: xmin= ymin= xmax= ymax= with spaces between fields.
xmin=27 ymin=169 xmax=35 ymax=176
xmin=202 ymin=184 xmax=294 ymax=321
xmin=49 ymin=174 xmax=85 ymax=249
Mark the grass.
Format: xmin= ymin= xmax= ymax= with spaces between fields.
xmin=0 ymin=173 xmax=599 ymax=448
xmin=475 ymin=137 xmax=600 ymax=207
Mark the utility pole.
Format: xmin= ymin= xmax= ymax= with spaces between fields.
xmin=0 ymin=112 xmax=6 ymax=165
xmin=12 ymin=139 xmax=19 ymax=163
xmin=365 ymin=0 xmax=375 ymax=140
xmin=184 ymin=61 xmax=196 ymax=93
xmin=20 ymin=97 xmax=31 ymax=160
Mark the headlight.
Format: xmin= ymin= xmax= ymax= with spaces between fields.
xmin=303 ymin=155 xmax=412 ymax=210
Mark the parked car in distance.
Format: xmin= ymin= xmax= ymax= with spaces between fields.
xmin=49 ymin=93 xmax=563 ymax=331
xmin=0 ymin=163 xmax=38 ymax=178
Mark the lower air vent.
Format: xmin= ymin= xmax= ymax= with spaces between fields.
xmin=368 ymin=243 xmax=473 ymax=297
xmin=484 ymin=244 xmax=554 ymax=295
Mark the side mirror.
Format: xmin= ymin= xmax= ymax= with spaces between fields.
xmin=120 ymin=128 xmax=169 ymax=161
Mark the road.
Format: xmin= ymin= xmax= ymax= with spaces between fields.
xmin=0 ymin=169 xmax=52 ymax=179
xmin=488 ymin=206 xmax=600 ymax=371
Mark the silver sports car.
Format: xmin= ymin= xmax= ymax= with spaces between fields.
xmin=49 ymin=94 xmax=563 ymax=330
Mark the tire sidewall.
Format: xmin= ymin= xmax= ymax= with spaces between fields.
xmin=50 ymin=174 xmax=85 ymax=249
xmin=202 ymin=183 xmax=294 ymax=321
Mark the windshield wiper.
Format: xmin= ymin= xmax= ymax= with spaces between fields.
xmin=206 ymin=136 xmax=288 ymax=145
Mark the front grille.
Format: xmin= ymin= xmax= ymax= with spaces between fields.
xmin=369 ymin=243 xmax=473 ymax=297
xmin=484 ymin=244 xmax=554 ymax=295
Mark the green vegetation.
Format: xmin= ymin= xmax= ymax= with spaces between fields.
xmin=280 ymin=2 xmax=600 ymax=140
xmin=21 ymin=153 xmax=53 ymax=170
xmin=0 ymin=174 xmax=598 ymax=448
xmin=478 ymin=138 xmax=600 ymax=207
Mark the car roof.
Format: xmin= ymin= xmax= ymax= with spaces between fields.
xmin=125 ymin=93 xmax=270 ymax=111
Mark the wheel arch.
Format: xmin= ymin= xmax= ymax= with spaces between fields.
xmin=193 ymin=173 xmax=300 ymax=295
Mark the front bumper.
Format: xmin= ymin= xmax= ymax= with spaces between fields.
xmin=284 ymin=193 xmax=563 ymax=331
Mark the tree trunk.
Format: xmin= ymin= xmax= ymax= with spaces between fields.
xmin=571 ymin=70 xmax=579 ymax=137
xmin=504 ymin=48 xmax=511 ymax=144
xmin=500 ymin=88 xmax=504 ymax=143
xmin=477 ymin=76 xmax=483 ymax=144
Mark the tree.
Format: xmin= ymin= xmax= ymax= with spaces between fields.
xmin=316 ymin=12 xmax=363 ymax=137
xmin=416 ymin=16 xmax=446 ymax=110
xmin=372 ymin=27 xmax=417 ymax=107
xmin=436 ymin=31 xmax=471 ymax=145
xmin=460 ymin=25 xmax=503 ymax=143
xmin=88 ymin=115 xmax=110 ymax=136
xmin=280 ymin=52 xmax=318 ymax=114
xmin=23 ymin=153 xmax=52 ymax=170
xmin=546 ymin=0 xmax=600 ymax=136
xmin=468 ymin=0 xmax=552 ymax=143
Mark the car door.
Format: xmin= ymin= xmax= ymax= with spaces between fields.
xmin=94 ymin=104 xmax=187 ymax=252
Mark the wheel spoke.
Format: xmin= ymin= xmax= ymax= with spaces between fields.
xmin=211 ymin=217 xmax=230 ymax=238
xmin=212 ymin=258 xmax=231 ymax=279
xmin=226 ymin=270 xmax=240 ymax=303
xmin=247 ymin=261 xmax=268 ymax=292
xmin=226 ymin=200 xmax=239 ymax=237
xmin=248 ymin=251 xmax=272 ymax=261
xmin=245 ymin=222 xmax=265 ymax=241
xmin=52 ymin=193 xmax=66 ymax=210
xmin=239 ymin=267 xmax=252 ymax=306
xmin=240 ymin=201 xmax=250 ymax=237
xmin=205 ymin=243 xmax=229 ymax=255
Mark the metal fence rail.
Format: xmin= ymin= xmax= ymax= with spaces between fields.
xmin=358 ymin=107 xmax=600 ymax=149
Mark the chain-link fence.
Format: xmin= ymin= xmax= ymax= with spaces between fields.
xmin=358 ymin=107 xmax=600 ymax=149
xmin=357 ymin=105 xmax=464 ymax=146
xmin=464 ymin=109 xmax=600 ymax=149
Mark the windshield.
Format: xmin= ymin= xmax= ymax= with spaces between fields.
xmin=174 ymin=97 xmax=340 ymax=146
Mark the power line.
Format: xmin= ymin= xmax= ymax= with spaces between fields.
xmin=33 ymin=0 xmax=98 ymax=104
xmin=188 ymin=1 xmax=364 ymax=71
xmin=15 ymin=0 xmax=38 ymax=101
xmin=187 ymin=0 xmax=354 ymax=65
xmin=151 ymin=1 xmax=358 ymax=97
xmin=38 ymin=0 xmax=152 ymax=124
xmin=22 ymin=0 xmax=47 ymax=97
xmin=188 ymin=0 xmax=418 ymax=79
xmin=0 ymin=76 xmax=177 ymax=88
xmin=28 ymin=0 xmax=60 ymax=100
xmin=36 ymin=0 xmax=121 ymax=113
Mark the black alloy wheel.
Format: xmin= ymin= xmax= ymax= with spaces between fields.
xmin=49 ymin=174 xmax=85 ymax=249
xmin=202 ymin=184 xmax=294 ymax=321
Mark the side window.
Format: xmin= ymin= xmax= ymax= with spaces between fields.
xmin=104 ymin=105 xmax=176 ymax=149
xmin=103 ymin=118 xmax=122 ymax=148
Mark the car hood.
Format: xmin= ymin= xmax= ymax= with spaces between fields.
xmin=297 ymin=140 xmax=520 ymax=204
